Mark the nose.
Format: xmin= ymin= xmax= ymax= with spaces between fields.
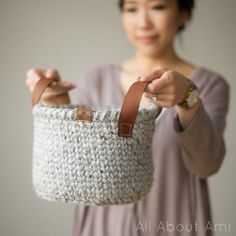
xmin=137 ymin=8 xmax=152 ymax=30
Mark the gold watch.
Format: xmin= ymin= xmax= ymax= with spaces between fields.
xmin=178 ymin=79 xmax=200 ymax=109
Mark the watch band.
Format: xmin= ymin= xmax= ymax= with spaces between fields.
xmin=178 ymin=79 xmax=199 ymax=109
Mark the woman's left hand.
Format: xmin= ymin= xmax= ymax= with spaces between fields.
xmin=139 ymin=69 xmax=190 ymax=108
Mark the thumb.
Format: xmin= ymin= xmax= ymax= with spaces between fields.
xmin=139 ymin=68 xmax=167 ymax=82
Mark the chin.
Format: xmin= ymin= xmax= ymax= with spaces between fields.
xmin=137 ymin=45 xmax=164 ymax=58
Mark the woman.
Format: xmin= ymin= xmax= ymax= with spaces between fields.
xmin=26 ymin=0 xmax=230 ymax=235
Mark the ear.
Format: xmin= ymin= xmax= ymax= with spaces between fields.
xmin=178 ymin=10 xmax=190 ymax=29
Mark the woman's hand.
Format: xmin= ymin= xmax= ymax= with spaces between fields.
xmin=139 ymin=69 xmax=190 ymax=108
xmin=140 ymin=68 xmax=201 ymax=130
xmin=25 ymin=68 xmax=76 ymax=105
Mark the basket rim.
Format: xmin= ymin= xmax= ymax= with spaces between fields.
xmin=32 ymin=103 xmax=159 ymax=122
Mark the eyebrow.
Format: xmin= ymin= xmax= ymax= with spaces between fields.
xmin=124 ymin=0 xmax=137 ymax=4
xmin=124 ymin=0 xmax=164 ymax=4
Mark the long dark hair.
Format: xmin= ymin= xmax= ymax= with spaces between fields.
xmin=118 ymin=0 xmax=195 ymax=32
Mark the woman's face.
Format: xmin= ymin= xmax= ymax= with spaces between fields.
xmin=121 ymin=0 xmax=188 ymax=57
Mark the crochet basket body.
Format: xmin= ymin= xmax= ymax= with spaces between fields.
xmin=33 ymin=104 xmax=157 ymax=205
xmin=31 ymin=77 xmax=162 ymax=206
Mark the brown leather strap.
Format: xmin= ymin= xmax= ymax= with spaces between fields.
xmin=32 ymin=76 xmax=161 ymax=138
xmin=118 ymin=79 xmax=161 ymax=138
xmin=32 ymin=77 xmax=57 ymax=106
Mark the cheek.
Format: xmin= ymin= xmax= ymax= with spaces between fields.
xmin=122 ymin=16 xmax=136 ymax=40
xmin=153 ymin=12 xmax=179 ymax=36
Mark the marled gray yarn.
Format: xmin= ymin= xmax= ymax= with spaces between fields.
xmin=32 ymin=103 xmax=158 ymax=206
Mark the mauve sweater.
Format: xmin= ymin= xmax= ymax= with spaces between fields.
xmin=72 ymin=64 xmax=229 ymax=236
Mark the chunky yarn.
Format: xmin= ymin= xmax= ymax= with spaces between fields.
xmin=32 ymin=103 xmax=158 ymax=206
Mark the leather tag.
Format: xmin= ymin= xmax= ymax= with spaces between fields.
xmin=118 ymin=123 xmax=133 ymax=137
xmin=76 ymin=108 xmax=92 ymax=122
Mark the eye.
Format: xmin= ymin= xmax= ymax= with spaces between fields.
xmin=124 ymin=7 xmax=137 ymax=12
xmin=152 ymin=4 xmax=167 ymax=10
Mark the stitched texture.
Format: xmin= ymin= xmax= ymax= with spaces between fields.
xmin=32 ymin=103 xmax=158 ymax=206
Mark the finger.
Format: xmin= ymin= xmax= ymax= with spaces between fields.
xmin=145 ymin=92 xmax=174 ymax=102
xmin=25 ymin=68 xmax=46 ymax=93
xmin=144 ymin=94 xmax=174 ymax=108
xmin=48 ymin=80 xmax=76 ymax=89
xmin=44 ymin=80 xmax=76 ymax=94
xmin=143 ymin=96 xmax=172 ymax=108
xmin=42 ymin=86 xmax=74 ymax=100
xmin=25 ymin=77 xmax=35 ymax=92
xmin=145 ymin=71 xmax=173 ymax=93
xmin=155 ymin=100 xmax=173 ymax=108
xmin=60 ymin=80 xmax=77 ymax=88
xmin=26 ymin=68 xmax=45 ymax=82
xmin=46 ymin=68 xmax=61 ymax=81
xmin=139 ymin=68 xmax=168 ymax=82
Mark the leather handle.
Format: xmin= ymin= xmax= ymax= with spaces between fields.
xmin=32 ymin=76 xmax=161 ymax=138
xmin=118 ymin=79 xmax=161 ymax=138
xmin=31 ymin=77 xmax=58 ymax=106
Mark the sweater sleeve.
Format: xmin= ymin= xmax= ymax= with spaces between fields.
xmin=173 ymin=75 xmax=230 ymax=178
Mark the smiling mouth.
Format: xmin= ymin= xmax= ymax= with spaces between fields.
xmin=137 ymin=35 xmax=158 ymax=44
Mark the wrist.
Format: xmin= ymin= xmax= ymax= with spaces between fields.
xmin=178 ymin=79 xmax=200 ymax=110
xmin=177 ymin=97 xmax=200 ymax=111
xmin=176 ymin=98 xmax=201 ymax=130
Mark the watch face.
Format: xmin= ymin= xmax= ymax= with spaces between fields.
xmin=187 ymin=90 xmax=200 ymax=107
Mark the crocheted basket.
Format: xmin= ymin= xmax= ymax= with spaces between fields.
xmin=31 ymin=76 xmax=162 ymax=206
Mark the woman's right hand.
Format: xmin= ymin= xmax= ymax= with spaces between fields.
xmin=25 ymin=68 xmax=77 ymax=105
